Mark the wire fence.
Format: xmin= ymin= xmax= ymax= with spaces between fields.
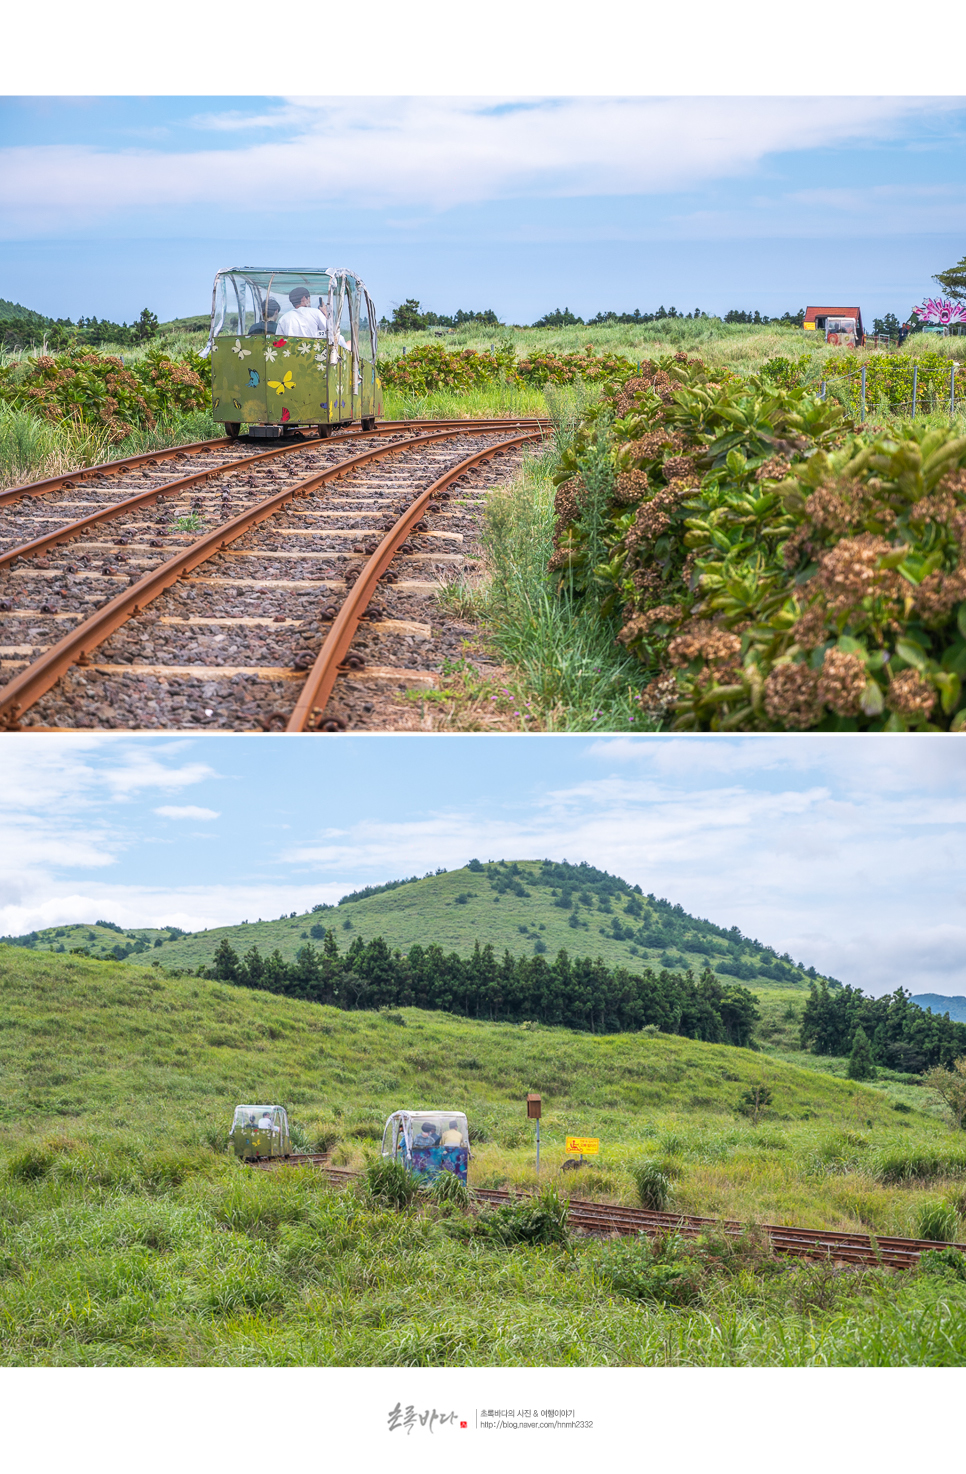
xmin=819 ymin=359 xmax=961 ymax=422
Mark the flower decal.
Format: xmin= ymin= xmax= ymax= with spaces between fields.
xmin=232 ymin=338 xmax=251 ymax=359
xmin=267 ymin=371 xmax=296 ymax=397
xmin=282 ymin=350 xmax=292 ymax=358
xmin=281 ymin=408 xmax=291 ymax=423
xmin=297 ymin=342 xmax=312 ymax=355
xmin=264 ymin=348 xmax=277 ymax=362
xmin=272 ymin=338 xmax=286 ymax=347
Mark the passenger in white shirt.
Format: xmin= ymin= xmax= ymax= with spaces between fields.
xmin=276 ymin=288 xmax=328 ymax=339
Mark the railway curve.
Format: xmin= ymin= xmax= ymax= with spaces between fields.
xmin=0 ymin=418 xmax=545 ymax=732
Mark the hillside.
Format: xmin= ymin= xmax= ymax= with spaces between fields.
xmin=3 ymin=943 xmax=966 ymax=1369
xmin=2 ymin=860 xmax=839 ymax=991
xmin=0 ymin=297 xmax=48 ymax=325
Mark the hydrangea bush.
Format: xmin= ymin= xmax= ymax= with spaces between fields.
xmin=378 ymin=343 xmax=638 ymax=395
xmin=549 ymin=353 xmax=966 ymax=731
xmin=0 ymin=347 xmax=210 ymax=441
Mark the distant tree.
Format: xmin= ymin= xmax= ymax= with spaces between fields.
xmin=736 ymin=1083 xmax=773 ymax=1124
xmin=210 ymin=938 xmax=240 ymax=981
xmin=532 ymin=307 xmax=583 ymax=328
xmin=872 ymin=313 xmax=901 ymax=337
xmin=847 ymin=1024 xmax=876 ymax=1080
xmin=135 ymin=308 xmax=159 ymax=341
xmin=923 ymin=1057 xmax=966 ymax=1130
xmin=932 ymin=254 xmax=966 ymax=301
xmin=467 ymin=858 xmax=484 ymax=872
xmin=390 ymin=299 xmax=427 ymax=332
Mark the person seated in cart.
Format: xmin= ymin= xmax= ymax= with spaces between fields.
xmin=247 ymin=297 xmax=281 ymax=336
xmin=413 ymin=1120 xmax=441 ymax=1147
xmin=440 ymin=1119 xmax=463 ymax=1146
xmin=276 ymin=287 xmax=329 ymax=338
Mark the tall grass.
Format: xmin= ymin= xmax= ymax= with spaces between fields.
xmin=436 ymin=388 xmax=658 ymax=732
xmin=0 ymin=402 xmax=221 ymax=489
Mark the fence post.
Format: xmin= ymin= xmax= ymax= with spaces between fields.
xmin=860 ymin=365 xmax=866 ymax=422
xmin=952 ymin=362 xmax=957 ymax=416
xmin=820 ymin=380 xmax=826 ymax=400
xmin=912 ymin=363 xmax=918 ymax=420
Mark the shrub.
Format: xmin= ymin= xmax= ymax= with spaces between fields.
xmin=429 ymin=1171 xmax=472 ymax=1209
xmin=916 ymin=1200 xmax=961 ymax=1243
xmin=549 ymin=354 xmax=966 ymax=732
xmin=919 ymin=1245 xmax=966 ymax=1279
xmin=0 ymin=347 xmax=209 ymax=442
xmin=593 ymin=1234 xmax=704 ymax=1306
xmin=314 ymin=1127 xmax=340 ymax=1154
xmin=737 ymin=1084 xmax=774 ymax=1123
xmin=364 ymin=1157 xmax=421 ymax=1209
xmin=474 ymin=1183 xmax=570 ymax=1246
xmin=633 ymin=1161 xmax=671 ymax=1211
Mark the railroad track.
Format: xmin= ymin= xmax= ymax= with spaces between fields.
xmin=0 ymin=418 xmax=545 ymax=732
xmin=252 ymin=1158 xmax=965 ymax=1270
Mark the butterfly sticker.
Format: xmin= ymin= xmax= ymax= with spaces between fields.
xmin=248 ymin=370 xmax=260 ymax=387
xmin=267 ymin=371 xmax=295 ymax=397
xmin=272 ymin=339 xmax=287 ymax=347
xmin=232 ymin=399 xmax=242 ymax=410
xmin=232 ymin=338 xmax=251 ymax=359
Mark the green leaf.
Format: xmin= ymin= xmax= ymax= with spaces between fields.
xmin=860 ymin=681 xmax=885 ymax=717
xmin=957 ymin=603 xmax=966 ymax=642
xmin=895 ymin=639 xmax=928 ymax=672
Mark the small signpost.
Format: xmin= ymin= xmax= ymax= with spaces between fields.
xmin=526 ymin=1093 xmax=541 ymax=1174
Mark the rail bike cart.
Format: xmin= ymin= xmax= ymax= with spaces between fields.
xmin=203 ymin=267 xmax=383 ymax=440
xmin=381 ymin=1110 xmax=470 ymax=1185
xmin=229 ymin=1104 xmax=292 ymax=1161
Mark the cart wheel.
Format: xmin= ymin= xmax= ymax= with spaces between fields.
xmin=224 ymin=422 xmax=241 ymax=439
xmin=316 ymin=424 xmax=333 ymax=439
xmin=361 ymin=416 xmax=377 ymax=432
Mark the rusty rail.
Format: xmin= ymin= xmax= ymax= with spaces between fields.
xmin=0 ymin=418 xmax=547 ymax=509
xmin=251 ymin=1159 xmax=965 ymax=1271
xmin=0 ymin=424 xmax=540 ymax=731
xmin=286 ymin=429 xmax=541 ymax=731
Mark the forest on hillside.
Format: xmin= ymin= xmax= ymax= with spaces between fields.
xmin=203 ymin=930 xmax=762 ymax=1046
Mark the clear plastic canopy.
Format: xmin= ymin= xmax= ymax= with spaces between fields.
xmin=232 ymin=1105 xmax=287 ymax=1130
xmin=205 ymin=267 xmax=377 ymax=363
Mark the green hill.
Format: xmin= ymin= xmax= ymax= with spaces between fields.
xmin=0 ymin=297 xmax=49 ymax=325
xmin=3 ymin=860 xmax=837 ymax=992
xmin=3 ymin=943 xmax=965 ymax=1368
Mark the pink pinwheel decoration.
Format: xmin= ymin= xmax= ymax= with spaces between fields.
xmin=917 ymin=297 xmax=966 ymax=326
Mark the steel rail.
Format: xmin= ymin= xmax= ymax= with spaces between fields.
xmin=0 ymin=424 xmax=534 ymax=731
xmin=286 ymin=429 xmax=542 ymax=732
xmin=250 ymin=1159 xmax=964 ymax=1269
xmin=0 ymin=418 xmax=547 ymax=508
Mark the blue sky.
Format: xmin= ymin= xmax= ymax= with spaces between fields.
xmin=2 ymin=733 xmax=965 ymax=1001
xmin=1 ymin=96 xmax=964 ymax=325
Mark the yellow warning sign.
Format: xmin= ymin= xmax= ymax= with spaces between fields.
xmin=565 ymin=1136 xmax=599 ymax=1155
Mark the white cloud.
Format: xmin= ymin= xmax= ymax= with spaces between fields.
xmin=154 ymin=805 xmax=220 ymax=820
xmin=0 ymin=96 xmax=955 ymax=234
xmin=0 ymin=882 xmax=347 ymax=938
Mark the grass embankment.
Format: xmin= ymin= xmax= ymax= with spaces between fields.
xmin=3 ymin=945 xmax=966 ymax=1366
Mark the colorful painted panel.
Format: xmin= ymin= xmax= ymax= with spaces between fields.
xmin=407 ymin=1146 xmax=469 ymax=1184
xmin=211 ymin=334 xmax=353 ymax=426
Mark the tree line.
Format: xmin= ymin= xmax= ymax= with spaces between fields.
xmin=800 ymin=980 xmax=966 ymax=1074
xmin=202 ymin=931 xmax=761 ymax=1045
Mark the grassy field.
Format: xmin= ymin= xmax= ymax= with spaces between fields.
xmin=3 ymin=943 xmax=966 ymax=1367
xmin=8 ymin=860 xmax=832 ymax=992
